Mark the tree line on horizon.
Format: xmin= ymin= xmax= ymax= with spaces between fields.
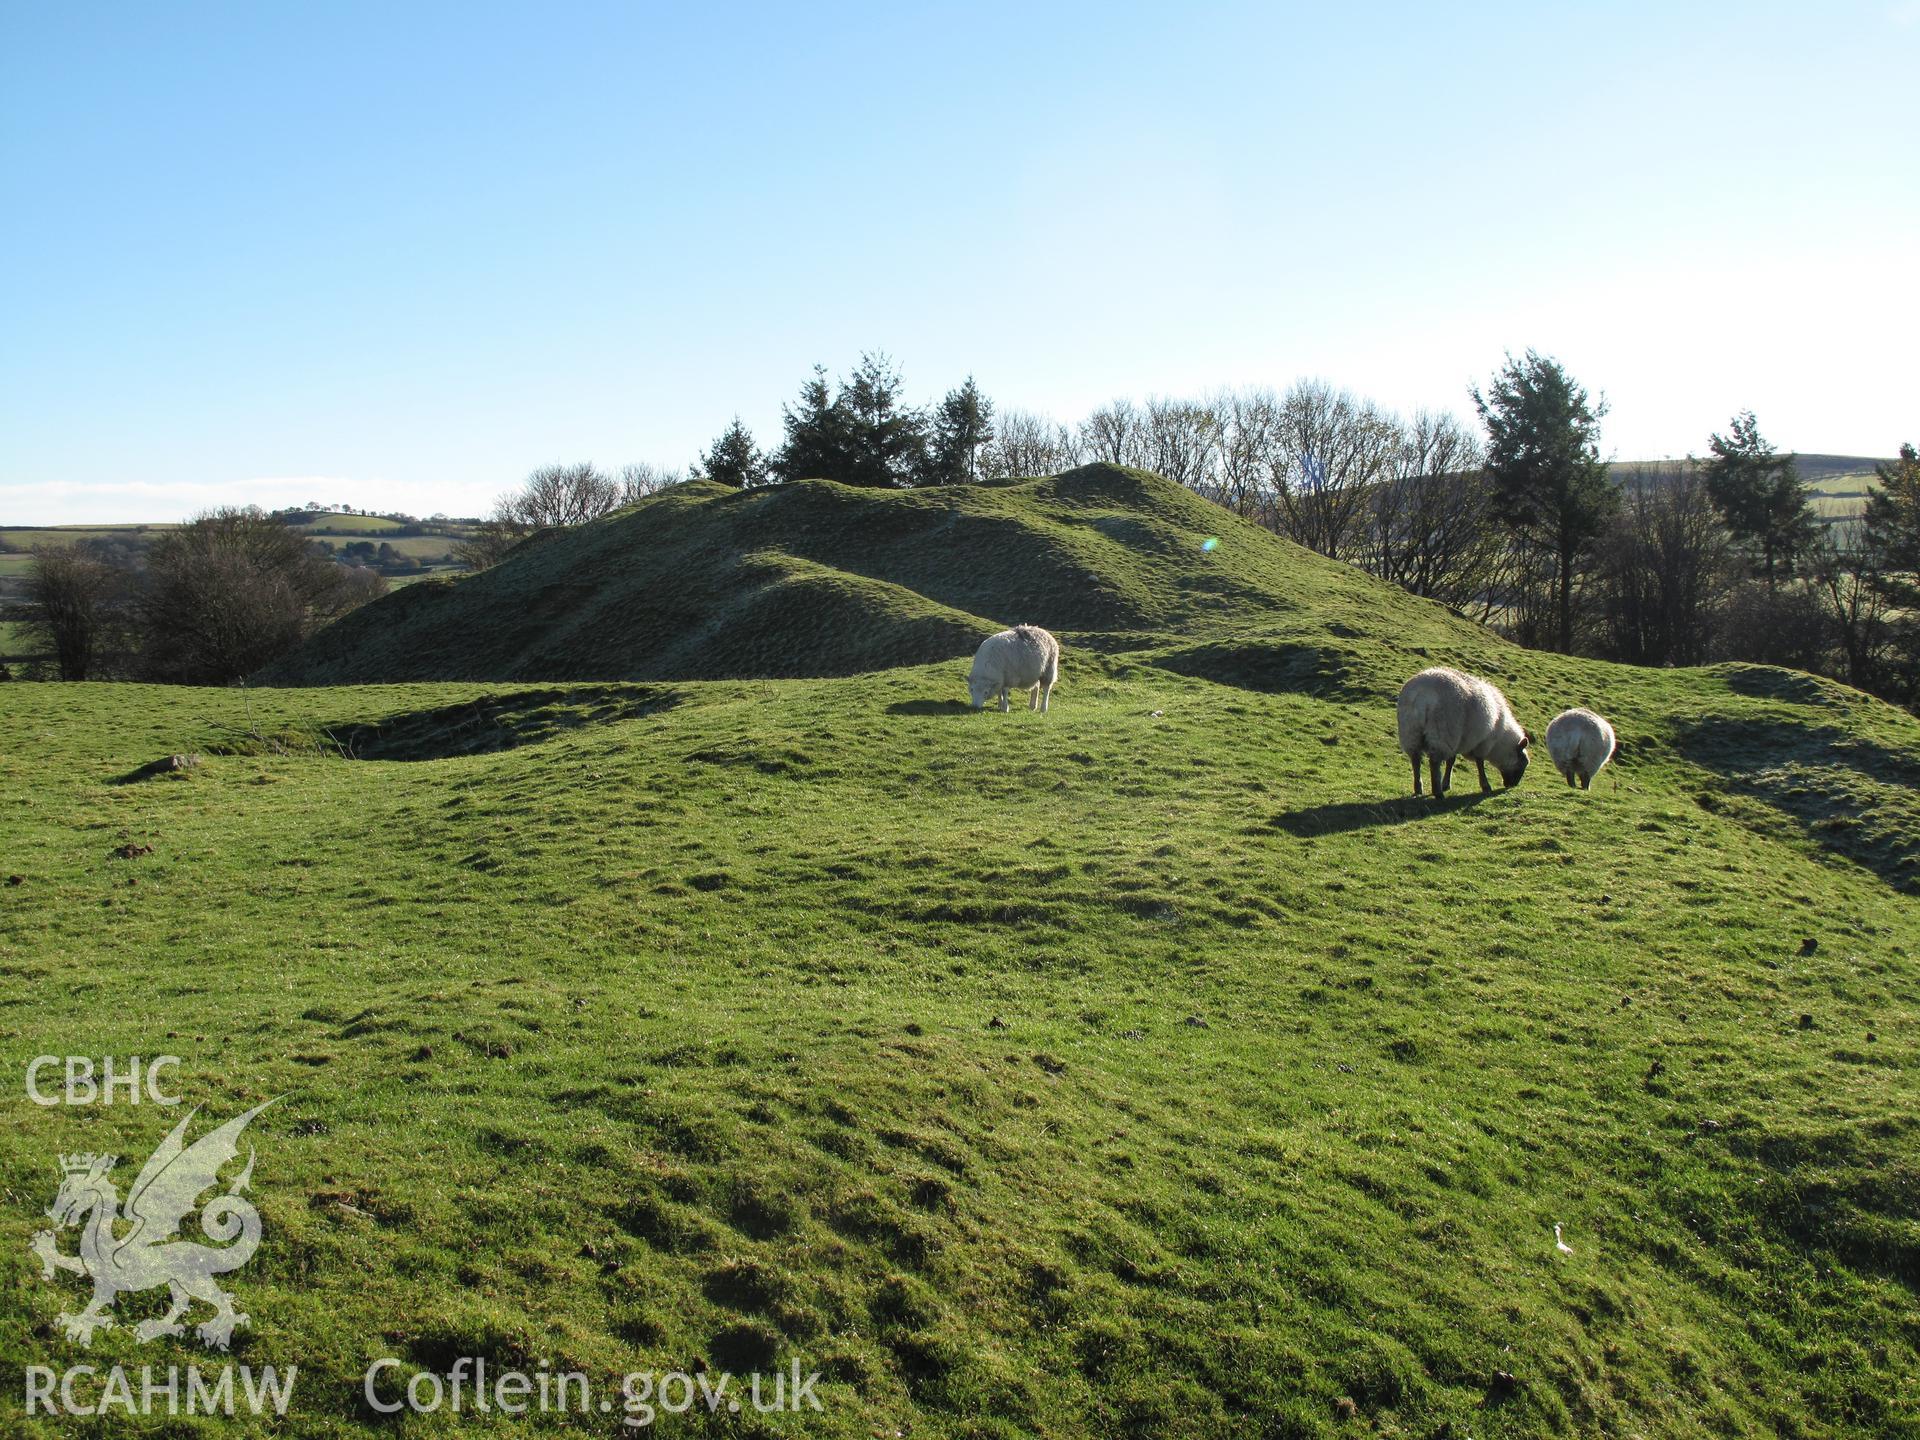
xmin=11 ymin=350 xmax=1919 ymax=709
xmin=454 ymin=351 xmax=1920 ymax=709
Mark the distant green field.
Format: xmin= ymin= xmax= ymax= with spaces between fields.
xmin=0 ymin=524 xmax=171 ymax=550
xmin=284 ymin=513 xmax=409 ymax=534
xmin=310 ymin=534 xmax=460 ymax=562
xmin=1793 ymin=453 xmax=1895 ymax=485
xmin=1809 ymin=473 xmax=1880 ymax=496
xmin=1610 ymin=456 xmax=1887 ymax=528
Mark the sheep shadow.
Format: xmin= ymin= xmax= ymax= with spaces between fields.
xmin=1270 ymin=791 xmax=1490 ymax=837
xmin=885 ymin=699 xmax=976 ymax=716
xmin=108 ymin=756 xmax=197 ymax=786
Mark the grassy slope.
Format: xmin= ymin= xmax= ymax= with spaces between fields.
xmin=261 ymin=468 xmax=1491 ymax=687
xmin=4 ymin=473 xmax=1918 ymax=1439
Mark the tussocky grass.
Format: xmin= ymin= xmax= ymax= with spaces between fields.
xmin=2 ymin=645 xmax=1916 ymax=1437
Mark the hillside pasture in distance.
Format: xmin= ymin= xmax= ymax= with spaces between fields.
xmin=263 ymin=510 xmax=480 ymax=570
xmin=1612 ymin=454 xmax=1891 ymax=528
xmin=0 ymin=512 xmax=481 ymax=666
xmin=1807 ymin=467 xmax=1885 ymax=524
xmin=279 ymin=511 xmax=411 ymax=534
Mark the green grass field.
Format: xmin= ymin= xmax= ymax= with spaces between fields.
xmin=0 ymin=526 xmax=171 ymax=550
xmin=3 ymin=470 xmax=1916 ymax=1437
xmin=282 ymin=514 xmax=410 ymax=534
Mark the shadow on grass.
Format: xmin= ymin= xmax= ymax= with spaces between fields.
xmin=886 ymin=699 xmax=976 ymax=716
xmin=1674 ymin=716 xmax=1919 ymax=892
xmin=1150 ymin=640 xmax=1375 ymax=701
xmin=1271 ymin=791 xmax=1489 ymax=837
xmin=1718 ymin=664 xmax=1840 ymax=707
xmin=108 ymin=755 xmax=200 ymax=786
xmin=329 ymin=687 xmax=677 ymax=761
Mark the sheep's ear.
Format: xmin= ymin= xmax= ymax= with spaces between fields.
xmin=1522 ymin=729 xmax=1534 ymax=746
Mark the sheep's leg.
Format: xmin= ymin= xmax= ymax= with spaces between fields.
xmin=1038 ymin=681 xmax=1052 ymax=713
xmin=998 ymin=687 xmax=1010 ymax=713
xmin=1441 ymin=756 xmax=1455 ymax=794
xmin=1578 ymin=770 xmax=1590 ymax=791
xmin=1411 ymin=753 xmax=1422 ymax=796
xmin=1429 ymin=754 xmax=1445 ymax=797
xmin=1476 ymin=758 xmax=1491 ymax=793
xmin=1028 ymin=683 xmax=1041 ymax=711
xmin=1564 ymin=768 xmax=1575 ymax=787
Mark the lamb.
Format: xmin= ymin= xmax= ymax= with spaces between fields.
xmin=968 ymin=625 xmax=1060 ymax=712
xmin=1545 ymin=707 xmax=1619 ymax=790
xmin=1396 ymin=666 xmax=1531 ymax=798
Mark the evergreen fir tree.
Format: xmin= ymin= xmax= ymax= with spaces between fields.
xmin=698 ymin=416 xmax=770 ymax=488
xmin=774 ymin=366 xmax=858 ymax=484
xmin=923 ymin=377 xmax=995 ymax=485
xmin=1704 ymin=411 xmax=1817 ymax=589
xmin=1474 ymin=350 xmax=1617 ymax=653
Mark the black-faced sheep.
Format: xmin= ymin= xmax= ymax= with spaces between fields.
xmin=969 ymin=625 xmax=1060 ymax=712
xmin=1545 ymin=707 xmax=1619 ymax=790
xmin=1396 ymin=666 xmax=1531 ymax=797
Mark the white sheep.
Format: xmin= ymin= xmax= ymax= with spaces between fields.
xmin=969 ymin=625 xmax=1060 ymax=712
xmin=1396 ymin=666 xmax=1532 ymax=798
xmin=1545 ymin=707 xmax=1619 ymax=790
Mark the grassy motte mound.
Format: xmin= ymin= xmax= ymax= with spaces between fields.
xmin=261 ymin=467 xmax=1491 ymax=685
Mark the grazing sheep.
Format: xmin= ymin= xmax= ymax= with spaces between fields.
xmin=1545 ymin=707 xmax=1619 ymax=790
xmin=969 ymin=625 xmax=1060 ymax=712
xmin=1396 ymin=666 xmax=1531 ymax=797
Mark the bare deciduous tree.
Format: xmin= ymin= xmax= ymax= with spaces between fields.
xmin=1272 ymin=379 xmax=1398 ymax=559
xmin=457 ymin=461 xmax=648 ymax=571
xmin=1366 ymin=411 xmax=1506 ymax=617
xmin=617 ymin=463 xmax=681 ymax=503
xmin=1811 ymin=521 xmax=1898 ymax=691
xmin=1078 ymin=399 xmax=1147 ymax=468
xmin=983 ymin=410 xmax=1081 ymax=479
xmin=1592 ymin=462 xmax=1731 ymax=665
xmin=1141 ymin=395 xmax=1219 ymax=491
xmin=500 ymin=463 xmax=622 ymax=529
xmin=139 ymin=508 xmax=381 ymax=684
xmin=23 ymin=544 xmax=135 ymax=680
xmin=1211 ymin=389 xmax=1282 ymax=521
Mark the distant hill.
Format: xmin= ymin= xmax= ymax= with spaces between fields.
xmin=1610 ymin=453 xmax=1892 ymax=524
xmin=1608 ymin=453 xmax=1890 ymax=484
xmin=262 ymin=466 xmax=1495 ymax=687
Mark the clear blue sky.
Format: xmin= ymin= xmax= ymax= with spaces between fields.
xmin=3 ymin=1 xmax=1915 ymax=523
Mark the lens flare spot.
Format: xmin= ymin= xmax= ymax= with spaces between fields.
xmin=1201 ymin=536 xmax=1220 ymax=552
